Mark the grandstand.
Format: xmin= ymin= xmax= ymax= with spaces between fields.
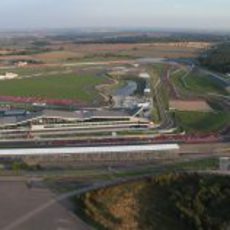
xmin=0 ymin=109 xmax=153 ymax=131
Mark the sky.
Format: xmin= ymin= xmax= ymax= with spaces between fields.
xmin=0 ymin=0 xmax=229 ymax=31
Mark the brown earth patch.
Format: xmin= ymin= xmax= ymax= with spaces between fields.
xmin=32 ymin=51 xmax=80 ymax=61
xmin=170 ymin=100 xmax=212 ymax=112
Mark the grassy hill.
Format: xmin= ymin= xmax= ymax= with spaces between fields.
xmin=76 ymin=173 xmax=230 ymax=230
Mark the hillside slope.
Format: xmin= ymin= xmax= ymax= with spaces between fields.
xmin=77 ymin=173 xmax=230 ymax=230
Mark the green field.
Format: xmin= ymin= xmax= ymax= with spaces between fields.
xmin=185 ymin=73 xmax=227 ymax=95
xmin=171 ymin=69 xmax=189 ymax=96
xmin=171 ymin=69 xmax=228 ymax=96
xmin=0 ymin=73 xmax=107 ymax=104
xmin=0 ymin=66 xmax=72 ymax=76
xmin=174 ymin=111 xmax=230 ymax=133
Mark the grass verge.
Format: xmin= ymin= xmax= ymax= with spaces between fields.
xmin=174 ymin=111 xmax=230 ymax=133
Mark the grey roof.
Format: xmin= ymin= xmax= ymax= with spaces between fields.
xmin=40 ymin=109 xmax=131 ymax=119
xmin=4 ymin=110 xmax=27 ymax=116
xmin=0 ymin=117 xmax=17 ymax=125
xmin=41 ymin=110 xmax=83 ymax=119
xmin=0 ymin=109 xmax=133 ymax=126
xmin=92 ymin=110 xmax=131 ymax=118
xmin=14 ymin=110 xmax=87 ymax=124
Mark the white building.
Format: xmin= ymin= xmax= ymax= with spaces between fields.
xmin=0 ymin=72 xmax=18 ymax=80
xmin=139 ymin=73 xmax=150 ymax=79
xmin=17 ymin=61 xmax=28 ymax=67
xmin=144 ymin=88 xmax=151 ymax=94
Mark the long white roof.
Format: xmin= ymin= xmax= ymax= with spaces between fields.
xmin=0 ymin=144 xmax=179 ymax=156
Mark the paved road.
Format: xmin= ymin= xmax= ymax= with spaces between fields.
xmin=1 ymin=176 xmax=147 ymax=230
xmin=0 ymin=180 xmax=91 ymax=230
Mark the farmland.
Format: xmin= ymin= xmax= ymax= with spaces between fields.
xmin=32 ymin=51 xmax=81 ymax=62
xmin=0 ymin=42 xmax=211 ymax=65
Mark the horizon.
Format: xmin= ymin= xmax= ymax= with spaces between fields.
xmin=0 ymin=27 xmax=229 ymax=35
xmin=0 ymin=0 xmax=229 ymax=32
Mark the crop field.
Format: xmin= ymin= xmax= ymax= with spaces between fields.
xmin=32 ymin=51 xmax=82 ymax=62
xmin=0 ymin=42 xmax=210 ymax=64
xmin=0 ymin=73 xmax=108 ymax=105
xmin=174 ymin=111 xmax=230 ymax=133
xmin=59 ymin=43 xmax=208 ymax=61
